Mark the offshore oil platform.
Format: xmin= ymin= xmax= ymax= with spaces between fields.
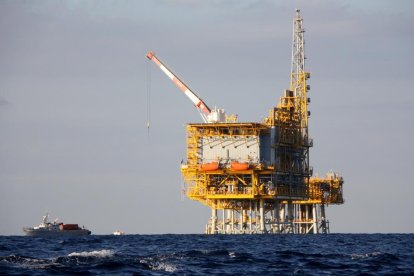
xmin=147 ymin=10 xmax=344 ymax=234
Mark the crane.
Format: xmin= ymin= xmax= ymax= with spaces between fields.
xmin=146 ymin=51 xmax=226 ymax=123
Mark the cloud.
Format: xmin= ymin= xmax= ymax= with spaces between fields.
xmin=0 ymin=97 xmax=9 ymax=108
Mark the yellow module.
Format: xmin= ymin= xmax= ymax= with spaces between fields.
xmin=149 ymin=10 xmax=344 ymax=234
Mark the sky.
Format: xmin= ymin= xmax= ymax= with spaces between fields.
xmin=1 ymin=0 xmax=413 ymax=235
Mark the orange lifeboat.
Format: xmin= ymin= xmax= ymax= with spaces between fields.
xmin=200 ymin=162 xmax=219 ymax=171
xmin=231 ymin=161 xmax=249 ymax=171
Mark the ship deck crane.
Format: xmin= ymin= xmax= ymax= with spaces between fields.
xmin=146 ymin=51 xmax=227 ymax=123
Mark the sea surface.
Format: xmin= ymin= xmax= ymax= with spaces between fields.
xmin=0 ymin=234 xmax=413 ymax=275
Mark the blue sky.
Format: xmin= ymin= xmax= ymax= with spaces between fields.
xmin=1 ymin=0 xmax=413 ymax=234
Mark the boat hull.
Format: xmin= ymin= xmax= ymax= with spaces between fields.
xmin=23 ymin=228 xmax=91 ymax=236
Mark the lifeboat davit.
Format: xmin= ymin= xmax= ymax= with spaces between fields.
xmin=200 ymin=162 xmax=219 ymax=171
xmin=231 ymin=161 xmax=249 ymax=171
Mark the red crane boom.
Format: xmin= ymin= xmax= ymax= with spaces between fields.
xmin=146 ymin=51 xmax=221 ymax=123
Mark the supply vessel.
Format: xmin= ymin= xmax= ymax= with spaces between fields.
xmin=23 ymin=214 xmax=91 ymax=236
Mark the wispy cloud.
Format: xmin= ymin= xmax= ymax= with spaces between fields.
xmin=0 ymin=97 xmax=9 ymax=108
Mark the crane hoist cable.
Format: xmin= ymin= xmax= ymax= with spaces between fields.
xmin=146 ymin=59 xmax=151 ymax=137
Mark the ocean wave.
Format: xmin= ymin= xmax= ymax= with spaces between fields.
xmin=68 ymin=249 xmax=114 ymax=258
xmin=139 ymin=256 xmax=178 ymax=272
xmin=181 ymin=249 xmax=231 ymax=257
xmin=150 ymin=261 xmax=178 ymax=272
xmin=0 ymin=255 xmax=52 ymax=270
xmin=351 ymin=251 xmax=382 ymax=260
xmin=1 ymin=234 xmax=413 ymax=274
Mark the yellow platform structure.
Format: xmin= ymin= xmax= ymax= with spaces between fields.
xmin=180 ymin=10 xmax=344 ymax=234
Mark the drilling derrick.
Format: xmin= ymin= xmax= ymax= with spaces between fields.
xmin=148 ymin=10 xmax=344 ymax=234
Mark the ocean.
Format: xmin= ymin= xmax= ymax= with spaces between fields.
xmin=0 ymin=234 xmax=413 ymax=275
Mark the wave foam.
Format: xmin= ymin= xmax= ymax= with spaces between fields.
xmin=351 ymin=252 xmax=382 ymax=260
xmin=140 ymin=257 xmax=178 ymax=272
xmin=0 ymin=255 xmax=51 ymax=269
xmin=68 ymin=249 xmax=114 ymax=258
xmin=152 ymin=262 xmax=177 ymax=272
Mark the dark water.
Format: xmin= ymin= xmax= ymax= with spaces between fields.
xmin=0 ymin=234 xmax=413 ymax=275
